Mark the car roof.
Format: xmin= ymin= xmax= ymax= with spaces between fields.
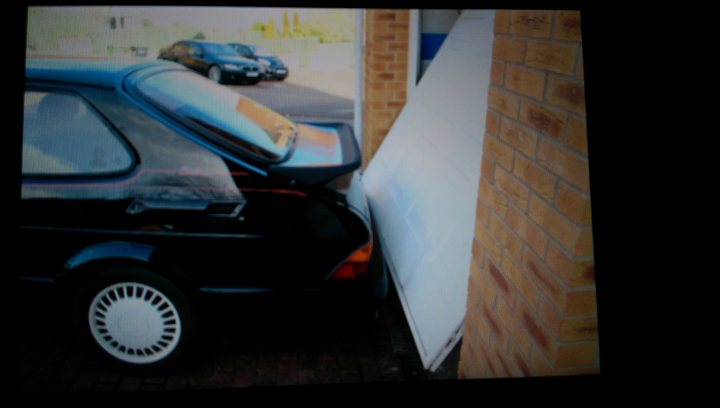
xmin=25 ymin=58 xmax=178 ymax=88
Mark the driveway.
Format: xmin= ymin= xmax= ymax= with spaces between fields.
xmin=228 ymin=79 xmax=354 ymax=124
xmin=16 ymin=284 xmax=456 ymax=392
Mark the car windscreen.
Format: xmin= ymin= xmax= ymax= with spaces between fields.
xmin=136 ymin=70 xmax=295 ymax=162
xmin=201 ymin=43 xmax=240 ymax=57
xmin=251 ymin=46 xmax=275 ymax=57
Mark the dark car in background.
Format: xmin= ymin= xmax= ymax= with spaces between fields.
xmin=21 ymin=58 xmax=386 ymax=372
xmin=228 ymin=42 xmax=289 ymax=81
xmin=158 ymin=40 xmax=262 ymax=84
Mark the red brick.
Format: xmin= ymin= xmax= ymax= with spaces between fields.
xmin=483 ymin=133 xmax=514 ymax=171
xmin=516 ymin=298 xmax=551 ymax=355
xmin=482 ymin=302 xmax=505 ymax=343
xmin=505 ymin=317 xmax=535 ymax=365
xmin=373 ymin=33 xmax=396 ymax=42
xmin=523 ymin=247 xmax=567 ymax=306
xmin=530 ymin=346 xmax=555 ymax=376
xmin=479 ymin=177 xmax=509 ymax=220
xmin=545 ymin=241 xmax=595 ymax=288
xmin=513 ymin=154 xmax=557 ymax=201
xmin=477 ymin=223 xmax=503 ymax=264
xmin=512 ymin=350 xmax=532 ymax=377
xmin=493 ymin=38 xmax=526 ymax=63
xmin=486 ymin=110 xmax=500 ymax=135
xmin=389 ymin=22 xmax=409 ymax=30
xmin=502 ymin=254 xmax=539 ymax=307
xmin=525 ymin=41 xmax=578 ymax=76
xmin=547 ymin=75 xmax=586 ymax=116
xmin=510 ymin=10 xmax=552 ymax=38
xmin=491 ymin=61 xmax=505 ymax=86
xmin=470 ymin=259 xmax=497 ymax=310
xmin=529 ymin=194 xmax=581 ymax=255
xmin=472 ymin=239 xmax=483 ymax=264
xmin=556 ymin=342 xmax=597 ymax=368
xmin=378 ymin=72 xmax=394 ymax=80
xmin=481 ymin=156 xmax=494 ymax=182
xmin=555 ymin=183 xmax=592 ymax=225
xmin=388 ymin=42 xmax=408 ymax=51
xmin=494 ymin=10 xmax=510 ymax=34
xmin=494 ymin=166 xmax=530 ymax=211
xmin=505 ymin=206 xmax=549 ymax=257
xmin=387 ymin=81 xmax=405 ymax=91
xmin=537 ymin=138 xmax=590 ymax=192
xmin=493 ymin=350 xmax=513 ymax=377
xmin=373 ymin=52 xmax=395 ymax=62
xmin=566 ymin=115 xmax=588 ymax=155
xmin=553 ymin=11 xmax=582 ymax=42
xmin=487 ymin=259 xmax=512 ymax=301
xmin=489 ymin=213 xmax=523 ymax=267
xmin=564 ymin=290 xmax=598 ymax=317
xmin=538 ymin=298 xmax=598 ymax=341
xmin=475 ymin=198 xmax=490 ymax=227
xmin=499 ymin=117 xmax=538 ymax=158
xmin=375 ymin=11 xmax=397 ymax=21
xmin=576 ymin=48 xmax=584 ymax=80
xmin=505 ymin=64 xmax=546 ymax=101
xmin=575 ymin=226 xmax=594 ymax=257
xmin=488 ymin=87 xmax=520 ymax=119
xmin=519 ymin=100 xmax=567 ymax=139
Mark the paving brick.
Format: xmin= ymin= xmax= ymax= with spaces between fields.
xmin=164 ymin=375 xmax=189 ymax=391
xmin=70 ymin=366 xmax=101 ymax=392
xmin=22 ymin=363 xmax=58 ymax=392
xmin=93 ymin=383 xmax=118 ymax=392
xmin=117 ymin=376 xmax=142 ymax=392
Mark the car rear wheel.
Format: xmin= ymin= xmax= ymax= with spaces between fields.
xmin=74 ymin=267 xmax=197 ymax=373
xmin=208 ymin=65 xmax=223 ymax=83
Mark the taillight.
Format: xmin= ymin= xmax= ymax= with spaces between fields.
xmin=331 ymin=240 xmax=373 ymax=281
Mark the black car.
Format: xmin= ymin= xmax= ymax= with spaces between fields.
xmin=158 ymin=40 xmax=262 ymax=84
xmin=21 ymin=58 xmax=386 ymax=372
xmin=228 ymin=43 xmax=289 ymax=81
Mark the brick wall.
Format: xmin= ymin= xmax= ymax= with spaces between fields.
xmin=459 ymin=10 xmax=598 ymax=378
xmin=362 ymin=9 xmax=409 ymax=168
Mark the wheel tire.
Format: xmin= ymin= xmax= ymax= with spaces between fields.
xmin=73 ymin=267 xmax=197 ymax=373
xmin=208 ymin=65 xmax=223 ymax=84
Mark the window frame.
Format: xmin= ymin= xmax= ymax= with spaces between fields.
xmin=22 ymin=83 xmax=139 ymax=180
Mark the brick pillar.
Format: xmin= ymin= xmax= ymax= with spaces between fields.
xmin=362 ymin=9 xmax=409 ymax=168
xmin=459 ymin=10 xmax=598 ymax=378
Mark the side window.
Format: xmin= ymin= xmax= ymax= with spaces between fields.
xmin=237 ymin=45 xmax=251 ymax=57
xmin=23 ymin=91 xmax=134 ymax=176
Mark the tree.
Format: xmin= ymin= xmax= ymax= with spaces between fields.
xmin=192 ymin=31 xmax=206 ymax=40
xmin=252 ymin=22 xmax=265 ymax=32
xmin=282 ymin=11 xmax=291 ymax=38
xmin=293 ymin=11 xmax=301 ymax=36
xmin=264 ymin=17 xmax=278 ymax=39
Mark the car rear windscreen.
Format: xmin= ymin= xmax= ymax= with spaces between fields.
xmin=136 ymin=70 xmax=296 ymax=162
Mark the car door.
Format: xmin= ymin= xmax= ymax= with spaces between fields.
xmin=20 ymin=86 xmax=138 ymax=282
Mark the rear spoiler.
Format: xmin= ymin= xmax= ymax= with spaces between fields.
xmin=269 ymin=122 xmax=361 ymax=187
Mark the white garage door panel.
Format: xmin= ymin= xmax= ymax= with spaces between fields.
xmin=363 ymin=10 xmax=494 ymax=370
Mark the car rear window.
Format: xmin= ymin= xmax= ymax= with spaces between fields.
xmin=136 ymin=70 xmax=295 ymax=162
